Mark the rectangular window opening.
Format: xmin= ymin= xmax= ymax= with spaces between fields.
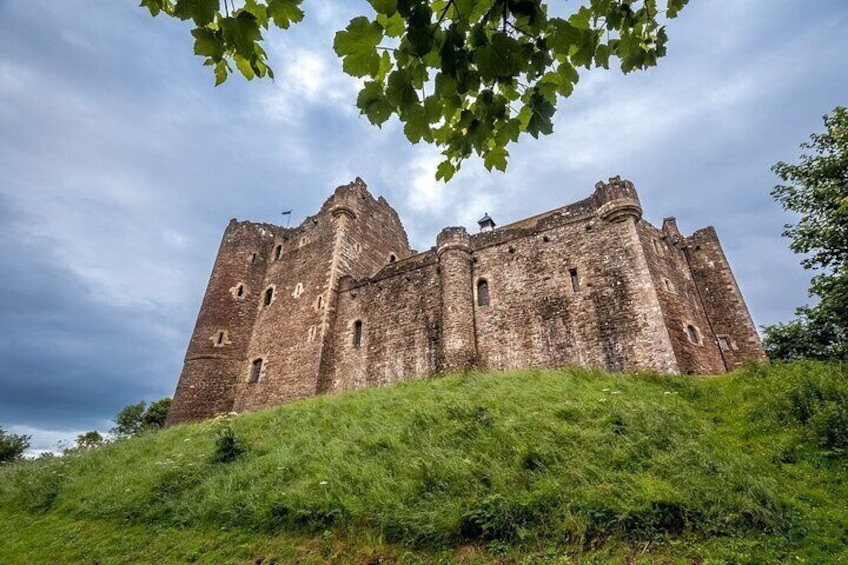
xmin=249 ymin=359 xmax=262 ymax=383
xmin=569 ymin=268 xmax=580 ymax=293
xmin=353 ymin=320 xmax=363 ymax=348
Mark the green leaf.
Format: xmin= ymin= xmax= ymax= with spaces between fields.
xmin=334 ymin=17 xmax=384 ymax=78
xmin=192 ymin=27 xmax=224 ymax=61
xmin=220 ymin=12 xmax=262 ymax=58
xmin=547 ymin=18 xmax=580 ymax=54
xmin=403 ymin=104 xmax=430 ymax=143
xmin=234 ymin=54 xmax=255 ymax=80
xmin=423 ymin=95 xmax=443 ymax=123
xmin=385 ymin=69 xmax=419 ymax=109
xmin=173 ymin=0 xmax=219 ymax=26
xmin=495 ymin=118 xmax=521 ymax=146
xmin=667 ymin=0 xmax=689 ymax=18
xmin=406 ymin=4 xmax=434 ymax=58
xmin=484 ymin=146 xmax=508 ymax=172
xmin=377 ymin=12 xmax=406 ymax=38
xmin=214 ymin=59 xmax=229 ymax=86
xmin=454 ymin=0 xmax=476 ymax=19
xmin=571 ymin=29 xmax=598 ymax=69
xmin=526 ymin=90 xmax=555 ymax=138
xmin=139 ymin=0 xmax=167 ymax=17
xmin=267 ymin=0 xmax=304 ymax=29
xmin=568 ymin=6 xmax=592 ymax=30
xmin=376 ymin=50 xmax=393 ymax=83
xmin=368 ymin=0 xmax=398 ymax=17
xmin=594 ymin=43 xmax=611 ymax=69
xmin=473 ymin=33 xmax=522 ymax=82
xmin=357 ymin=81 xmax=394 ymax=126
xmin=243 ymin=0 xmax=269 ymax=28
xmin=436 ymin=159 xmax=456 ymax=182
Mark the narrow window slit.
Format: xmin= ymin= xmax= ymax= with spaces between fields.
xmin=249 ymin=358 xmax=262 ymax=383
xmin=353 ymin=320 xmax=363 ymax=348
xmin=477 ymin=279 xmax=490 ymax=307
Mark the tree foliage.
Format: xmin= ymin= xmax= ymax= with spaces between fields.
xmin=75 ymin=430 xmax=106 ymax=450
xmin=111 ymin=398 xmax=173 ymax=438
xmin=0 ymin=426 xmax=31 ymax=464
xmin=142 ymin=398 xmax=173 ymax=429
xmin=763 ymin=107 xmax=848 ymax=362
xmin=139 ymin=0 xmax=689 ymax=179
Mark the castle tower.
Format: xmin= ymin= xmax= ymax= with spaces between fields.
xmin=436 ymin=227 xmax=478 ymax=371
xmin=315 ymin=188 xmax=358 ymax=394
xmin=166 ymin=220 xmax=276 ymax=425
xmin=685 ymin=227 xmax=767 ymax=369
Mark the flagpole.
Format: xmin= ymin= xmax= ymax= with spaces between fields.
xmin=281 ymin=210 xmax=292 ymax=228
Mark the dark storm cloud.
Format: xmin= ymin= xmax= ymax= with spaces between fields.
xmin=1 ymin=0 xmax=846 ymax=451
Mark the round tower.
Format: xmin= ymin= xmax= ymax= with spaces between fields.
xmin=436 ymin=227 xmax=478 ymax=371
xmin=594 ymin=176 xmax=643 ymax=223
xmin=167 ymin=220 xmax=274 ymax=425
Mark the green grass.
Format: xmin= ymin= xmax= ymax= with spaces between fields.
xmin=1 ymin=362 xmax=847 ymax=564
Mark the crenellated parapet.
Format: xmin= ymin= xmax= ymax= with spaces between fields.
xmin=594 ymin=176 xmax=643 ymax=223
xmin=436 ymin=226 xmax=472 ymax=256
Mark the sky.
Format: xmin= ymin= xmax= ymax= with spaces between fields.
xmin=1 ymin=0 xmax=846 ymax=454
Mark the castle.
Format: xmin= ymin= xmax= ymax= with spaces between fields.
xmin=166 ymin=177 xmax=766 ymax=425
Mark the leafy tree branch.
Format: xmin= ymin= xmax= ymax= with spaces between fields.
xmin=140 ymin=0 xmax=689 ymax=180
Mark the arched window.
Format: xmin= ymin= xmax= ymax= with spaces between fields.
xmin=389 ymin=253 xmax=397 ymax=263
xmin=249 ymin=358 xmax=263 ymax=383
xmin=353 ymin=320 xmax=363 ymax=348
xmin=477 ymin=279 xmax=490 ymax=307
xmin=274 ymin=244 xmax=282 ymax=261
xmin=263 ymin=287 xmax=274 ymax=306
xmin=293 ymin=282 xmax=304 ymax=298
xmin=687 ymin=325 xmax=700 ymax=344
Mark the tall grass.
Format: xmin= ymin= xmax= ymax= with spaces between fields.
xmin=1 ymin=362 xmax=847 ymax=563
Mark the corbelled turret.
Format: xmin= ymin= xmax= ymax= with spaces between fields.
xmin=594 ymin=176 xmax=643 ymax=223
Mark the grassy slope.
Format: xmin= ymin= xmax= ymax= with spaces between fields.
xmin=1 ymin=362 xmax=846 ymax=564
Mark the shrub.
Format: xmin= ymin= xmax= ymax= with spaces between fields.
xmin=213 ymin=425 xmax=245 ymax=463
xmin=748 ymin=361 xmax=848 ymax=455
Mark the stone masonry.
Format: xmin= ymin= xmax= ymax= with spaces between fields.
xmin=166 ymin=176 xmax=766 ymax=425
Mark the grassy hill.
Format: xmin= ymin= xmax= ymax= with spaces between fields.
xmin=1 ymin=362 xmax=847 ymax=564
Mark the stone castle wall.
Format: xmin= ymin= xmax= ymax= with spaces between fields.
xmin=167 ymin=177 xmax=766 ymax=425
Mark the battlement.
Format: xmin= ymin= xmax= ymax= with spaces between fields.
xmin=167 ymin=176 xmax=765 ymax=425
xmin=593 ymin=175 xmax=643 ymax=223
